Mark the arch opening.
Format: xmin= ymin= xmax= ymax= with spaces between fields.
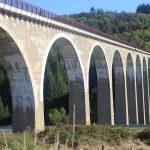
xmin=143 ymin=58 xmax=149 ymax=124
xmin=44 ymin=45 xmax=69 ymax=125
xmin=136 ymin=55 xmax=144 ymax=124
xmin=126 ymin=53 xmax=137 ymax=124
xmin=89 ymin=57 xmax=98 ymax=123
xmin=43 ymin=37 xmax=86 ymax=125
xmin=112 ymin=50 xmax=126 ymax=124
xmin=0 ymin=59 xmax=12 ymax=126
xmin=89 ymin=46 xmax=111 ymax=124
xmin=0 ymin=27 xmax=35 ymax=132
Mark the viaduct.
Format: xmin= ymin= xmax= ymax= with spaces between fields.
xmin=0 ymin=0 xmax=150 ymax=132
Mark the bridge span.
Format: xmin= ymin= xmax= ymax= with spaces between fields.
xmin=0 ymin=0 xmax=150 ymax=132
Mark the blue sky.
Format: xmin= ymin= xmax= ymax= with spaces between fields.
xmin=25 ymin=0 xmax=150 ymax=15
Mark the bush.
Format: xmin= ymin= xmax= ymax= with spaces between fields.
xmin=137 ymin=128 xmax=150 ymax=140
xmin=48 ymin=107 xmax=68 ymax=125
xmin=38 ymin=125 xmax=136 ymax=147
xmin=136 ymin=128 xmax=150 ymax=145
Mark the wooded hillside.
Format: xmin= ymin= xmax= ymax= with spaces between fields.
xmin=69 ymin=7 xmax=150 ymax=50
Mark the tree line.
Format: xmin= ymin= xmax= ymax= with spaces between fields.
xmin=69 ymin=4 xmax=150 ymax=50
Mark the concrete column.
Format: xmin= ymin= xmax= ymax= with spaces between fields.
xmin=126 ymin=54 xmax=137 ymax=124
xmin=109 ymin=64 xmax=115 ymax=125
xmin=132 ymin=55 xmax=139 ymax=125
xmin=4 ymin=55 xmax=35 ymax=132
xmin=112 ymin=51 xmax=126 ymax=124
xmin=123 ymin=54 xmax=129 ymax=125
xmin=143 ymin=58 xmax=149 ymax=124
xmin=136 ymin=56 xmax=145 ymax=124
xmin=141 ymin=57 xmax=146 ymax=125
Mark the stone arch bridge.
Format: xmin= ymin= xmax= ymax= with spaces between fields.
xmin=0 ymin=0 xmax=150 ymax=132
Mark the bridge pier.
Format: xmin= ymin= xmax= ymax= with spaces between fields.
xmin=136 ymin=56 xmax=145 ymax=124
xmin=126 ymin=54 xmax=137 ymax=124
xmin=0 ymin=27 xmax=37 ymax=132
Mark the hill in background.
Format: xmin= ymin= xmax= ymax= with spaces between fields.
xmin=69 ymin=5 xmax=150 ymax=51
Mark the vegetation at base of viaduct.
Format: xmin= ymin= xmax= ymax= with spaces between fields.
xmin=0 ymin=3 xmax=150 ymax=126
xmin=1 ymin=125 xmax=150 ymax=149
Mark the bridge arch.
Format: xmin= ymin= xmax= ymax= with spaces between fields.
xmin=88 ymin=44 xmax=111 ymax=124
xmin=0 ymin=26 xmax=35 ymax=132
xmin=126 ymin=53 xmax=137 ymax=124
xmin=112 ymin=50 xmax=126 ymax=124
xmin=143 ymin=57 xmax=149 ymax=124
xmin=136 ymin=55 xmax=144 ymax=124
xmin=42 ymin=33 xmax=88 ymax=124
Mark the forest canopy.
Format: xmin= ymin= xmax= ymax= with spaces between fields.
xmin=136 ymin=3 xmax=150 ymax=14
xmin=69 ymin=4 xmax=150 ymax=51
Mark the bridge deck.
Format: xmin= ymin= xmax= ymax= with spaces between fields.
xmin=0 ymin=0 xmax=148 ymax=53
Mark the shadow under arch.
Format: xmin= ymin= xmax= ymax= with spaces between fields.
xmin=0 ymin=27 xmax=35 ymax=132
xmin=126 ymin=53 xmax=137 ymax=124
xmin=89 ymin=45 xmax=111 ymax=124
xmin=43 ymin=37 xmax=86 ymax=124
xmin=112 ymin=50 xmax=126 ymax=124
xmin=136 ymin=55 xmax=144 ymax=124
xmin=143 ymin=57 xmax=149 ymax=124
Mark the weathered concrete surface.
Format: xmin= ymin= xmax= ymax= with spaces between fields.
xmin=112 ymin=51 xmax=127 ymax=124
xmin=91 ymin=46 xmax=111 ymax=124
xmin=53 ymin=38 xmax=87 ymax=124
xmin=143 ymin=58 xmax=149 ymax=124
xmin=126 ymin=54 xmax=137 ymax=124
xmin=0 ymin=28 xmax=35 ymax=132
xmin=136 ymin=56 xmax=145 ymax=124
xmin=0 ymin=3 xmax=150 ymax=132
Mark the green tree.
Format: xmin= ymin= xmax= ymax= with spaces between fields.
xmin=48 ymin=107 xmax=68 ymax=125
xmin=90 ymin=7 xmax=96 ymax=14
xmin=136 ymin=3 xmax=150 ymax=14
xmin=0 ymin=97 xmax=10 ymax=120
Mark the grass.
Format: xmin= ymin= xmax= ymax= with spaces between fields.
xmin=0 ymin=131 xmax=36 ymax=150
xmin=38 ymin=125 xmax=137 ymax=146
xmin=0 ymin=125 xmax=150 ymax=150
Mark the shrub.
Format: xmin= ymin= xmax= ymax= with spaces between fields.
xmin=38 ymin=125 xmax=136 ymax=147
xmin=137 ymin=128 xmax=150 ymax=140
xmin=48 ymin=107 xmax=68 ymax=125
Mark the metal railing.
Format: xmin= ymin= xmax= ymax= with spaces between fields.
xmin=0 ymin=0 xmax=148 ymax=52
